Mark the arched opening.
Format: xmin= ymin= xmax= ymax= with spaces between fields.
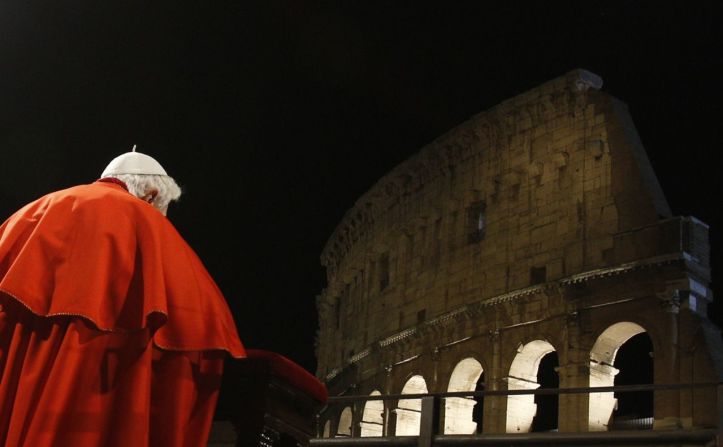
xmin=444 ymin=358 xmax=484 ymax=434
xmin=588 ymin=322 xmax=653 ymax=431
xmin=472 ymin=373 xmax=486 ymax=434
xmin=505 ymin=340 xmax=557 ymax=433
xmin=323 ymin=420 xmax=331 ymax=438
xmin=531 ymin=351 xmax=559 ymax=432
xmin=337 ymin=407 xmax=353 ymax=437
xmin=360 ymin=390 xmax=384 ymax=437
xmin=395 ymin=375 xmax=428 ymax=436
xmin=612 ymin=332 xmax=654 ymax=429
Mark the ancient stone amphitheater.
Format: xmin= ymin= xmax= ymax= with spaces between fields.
xmin=314 ymin=70 xmax=722 ymax=437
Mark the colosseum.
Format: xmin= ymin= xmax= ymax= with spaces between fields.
xmin=314 ymin=69 xmax=722 ymax=438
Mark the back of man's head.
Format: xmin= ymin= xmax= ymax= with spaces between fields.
xmin=101 ymin=149 xmax=181 ymax=215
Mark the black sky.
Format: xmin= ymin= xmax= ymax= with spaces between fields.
xmin=1 ymin=1 xmax=722 ymax=373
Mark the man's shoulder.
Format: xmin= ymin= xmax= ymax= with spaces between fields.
xmin=53 ymin=182 xmax=152 ymax=211
xmin=58 ymin=182 xmax=133 ymax=200
xmin=36 ymin=182 xmax=165 ymax=227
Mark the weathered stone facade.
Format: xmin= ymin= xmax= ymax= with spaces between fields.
xmin=315 ymin=70 xmax=723 ymax=436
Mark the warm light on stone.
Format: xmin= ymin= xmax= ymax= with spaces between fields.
xmin=360 ymin=391 xmax=384 ymax=437
xmin=505 ymin=340 xmax=555 ymax=433
xmin=445 ymin=358 xmax=484 ymax=434
xmin=336 ymin=407 xmax=353 ymax=437
xmin=315 ymin=70 xmax=721 ymax=436
xmin=588 ymin=322 xmax=646 ymax=431
xmin=395 ymin=376 xmax=428 ymax=436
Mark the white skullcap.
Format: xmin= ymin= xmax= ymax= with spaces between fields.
xmin=101 ymin=149 xmax=168 ymax=177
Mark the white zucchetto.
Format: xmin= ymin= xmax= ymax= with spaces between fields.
xmin=101 ymin=150 xmax=168 ymax=177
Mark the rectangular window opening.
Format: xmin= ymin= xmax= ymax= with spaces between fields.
xmin=417 ymin=309 xmax=427 ymax=323
xmin=467 ymin=201 xmax=487 ymax=244
xmin=530 ymin=266 xmax=547 ymax=285
xmin=379 ymin=253 xmax=390 ymax=291
xmin=335 ymin=296 xmax=342 ymax=329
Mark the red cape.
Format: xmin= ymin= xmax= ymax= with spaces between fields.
xmin=0 ymin=181 xmax=244 ymax=356
xmin=0 ymin=181 xmax=245 ymax=446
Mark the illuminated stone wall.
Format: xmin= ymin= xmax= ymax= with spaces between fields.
xmin=315 ymin=70 xmax=722 ymax=436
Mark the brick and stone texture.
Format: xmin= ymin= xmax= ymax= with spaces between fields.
xmin=314 ymin=69 xmax=723 ymax=436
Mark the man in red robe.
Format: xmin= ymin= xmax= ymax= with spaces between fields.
xmin=0 ymin=150 xmax=245 ymax=446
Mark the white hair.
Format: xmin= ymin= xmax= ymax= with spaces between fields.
xmin=106 ymin=173 xmax=182 ymax=214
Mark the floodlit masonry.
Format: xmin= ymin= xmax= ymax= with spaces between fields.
xmin=314 ymin=69 xmax=723 ymax=436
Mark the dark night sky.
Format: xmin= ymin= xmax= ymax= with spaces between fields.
xmin=1 ymin=1 xmax=722 ymax=373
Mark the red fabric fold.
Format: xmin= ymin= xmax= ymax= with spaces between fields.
xmin=0 ymin=181 xmax=246 ymax=446
xmin=0 ymin=181 xmax=244 ymax=356
xmin=0 ymin=299 xmax=224 ymax=446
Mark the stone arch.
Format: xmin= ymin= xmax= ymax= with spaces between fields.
xmin=588 ymin=321 xmax=647 ymax=431
xmin=505 ymin=339 xmax=556 ymax=433
xmin=360 ymin=390 xmax=384 ymax=437
xmin=444 ymin=357 xmax=484 ymax=434
xmin=612 ymin=332 xmax=654 ymax=428
xmin=323 ymin=419 xmax=331 ymax=438
xmin=337 ymin=407 xmax=353 ymax=437
xmin=395 ymin=375 xmax=428 ymax=436
xmin=586 ymin=312 xmax=663 ymax=363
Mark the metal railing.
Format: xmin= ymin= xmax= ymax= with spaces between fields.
xmin=311 ymin=382 xmax=722 ymax=446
